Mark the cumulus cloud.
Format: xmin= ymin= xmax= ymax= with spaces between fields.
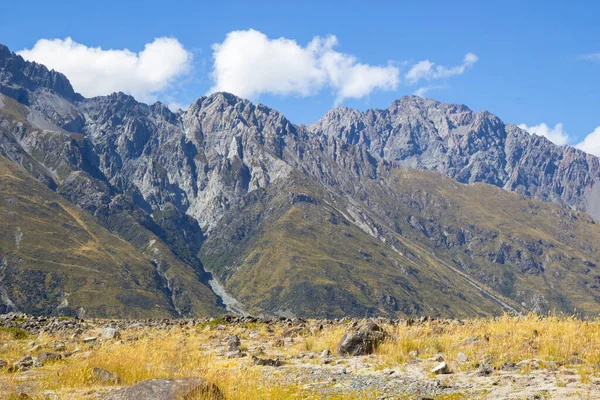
xmin=18 ymin=37 xmax=192 ymax=103
xmin=209 ymin=29 xmax=399 ymax=105
xmin=405 ymin=53 xmax=478 ymax=84
xmin=576 ymin=126 xmax=600 ymax=157
xmin=518 ymin=122 xmax=570 ymax=146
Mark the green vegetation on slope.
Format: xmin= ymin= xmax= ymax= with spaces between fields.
xmin=201 ymin=168 xmax=600 ymax=318
xmin=0 ymin=155 xmax=208 ymax=317
xmin=200 ymin=174 xmax=518 ymax=318
xmin=377 ymin=169 xmax=600 ymax=315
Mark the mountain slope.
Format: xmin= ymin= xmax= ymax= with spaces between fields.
xmin=200 ymin=167 xmax=600 ymax=318
xmin=0 ymin=154 xmax=221 ymax=317
xmin=1 ymin=42 xmax=599 ymax=318
xmin=0 ymin=92 xmax=222 ymax=317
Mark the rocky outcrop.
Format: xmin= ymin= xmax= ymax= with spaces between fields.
xmin=311 ymin=96 xmax=600 ymax=220
xmin=0 ymin=44 xmax=82 ymax=105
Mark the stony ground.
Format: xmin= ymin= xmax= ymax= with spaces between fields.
xmin=0 ymin=313 xmax=598 ymax=399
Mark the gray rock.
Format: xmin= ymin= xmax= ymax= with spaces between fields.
xmin=102 ymin=327 xmax=119 ymax=340
xmin=477 ymin=362 xmax=495 ymax=376
xmin=456 ymin=352 xmax=468 ymax=363
xmin=83 ymin=336 xmax=97 ymax=343
xmin=252 ymin=356 xmax=283 ymax=367
xmin=102 ymin=377 xmax=222 ymax=400
xmin=9 ymin=355 xmax=34 ymax=372
xmin=224 ymin=334 xmax=241 ymax=352
xmin=225 ymin=350 xmax=246 ymax=359
xmin=37 ymin=352 xmax=61 ymax=362
xmin=431 ymin=362 xmax=451 ymax=375
xmin=51 ymin=341 xmax=66 ymax=351
xmin=93 ymin=367 xmax=120 ymax=383
xmin=337 ymin=322 xmax=386 ymax=356
xmin=502 ymin=361 xmax=517 ymax=371
xmin=408 ymin=350 xmax=419 ymax=358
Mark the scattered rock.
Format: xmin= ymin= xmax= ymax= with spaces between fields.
xmin=477 ymin=361 xmax=495 ymax=376
xmin=224 ymin=334 xmax=241 ymax=352
xmin=9 ymin=355 xmax=35 ymax=372
xmin=408 ymin=350 xmax=419 ymax=358
xmin=37 ymin=352 xmax=62 ymax=363
xmin=102 ymin=377 xmax=222 ymax=400
xmin=252 ymin=356 xmax=283 ymax=367
xmin=83 ymin=336 xmax=97 ymax=343
xmin=248 ymin=331 xmax=260 ymax=339
xmin=456 ymin=352 xmax=468 ymax=363
xmin=432 ymin=362 xmax=451 ymax=375
xmin=225 ymin=350 xmax=246 ymax=359
xmin=337 ymin=321 xmax=386 ymax=356
xmin=102 ymin=327 xmax=119 ymax=340
xmin=51 ymin=341 xmax=66 ymax=351
xmin=502 ymin=361 xmax=517 ymax=371
xmin=94 ymin=367 xmax=120 ymax=383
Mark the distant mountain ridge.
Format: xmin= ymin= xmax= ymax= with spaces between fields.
xmin=1 ymin=42 xmax=599 ymax=318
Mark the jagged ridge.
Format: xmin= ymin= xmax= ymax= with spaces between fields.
xmin=0 ymin=42 xmax=599 ymax=318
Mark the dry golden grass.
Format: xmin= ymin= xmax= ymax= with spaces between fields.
xmin=0 ymin=314 xmax=599 ymax=399
xmin=0 ymin=323 xmax=369 ymax=399
xmin=376 ymin=313 xmax=600 ymax=371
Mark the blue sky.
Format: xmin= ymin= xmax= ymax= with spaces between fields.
xmin=1 ymin=0 xmax=599 ymax=151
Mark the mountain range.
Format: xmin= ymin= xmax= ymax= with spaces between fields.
xmin=1 ymin=42 xmax=599 ymax=319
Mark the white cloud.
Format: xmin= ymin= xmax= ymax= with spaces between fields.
xmin=576 ymin=126 xmax=600 ymax=157
xmin=209 ymin=29 xmax=399 ymax=105
xmin=518 ymin=122 xmax=570 ymax=146
xmin=405 ymin=53 xmax=478 ymax=84
xmin=579 ymin=53 xmax=600 ymax=63
xmin=413 ymin=84 xmax=448 ymax=97
xmin=18 ymin=37 xmax=192 ymax=103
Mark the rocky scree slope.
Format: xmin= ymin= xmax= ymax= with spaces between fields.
xmin=1 ymin=43 xmax=600 ymax=318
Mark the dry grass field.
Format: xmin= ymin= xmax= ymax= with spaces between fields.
xmin=0 ymin=313 xmax=599 ymax=399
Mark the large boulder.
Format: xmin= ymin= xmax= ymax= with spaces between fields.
xmin=102 ymin=377 xmax=222 ymax=400
xmin=337 ymin=321 xmax=386 ymax=356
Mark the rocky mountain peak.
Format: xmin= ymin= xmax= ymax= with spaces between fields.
xmin=2 ymin=40 xmax=600 ymax=320
xmin=0 ymin=44 xmax=81 ymax=104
